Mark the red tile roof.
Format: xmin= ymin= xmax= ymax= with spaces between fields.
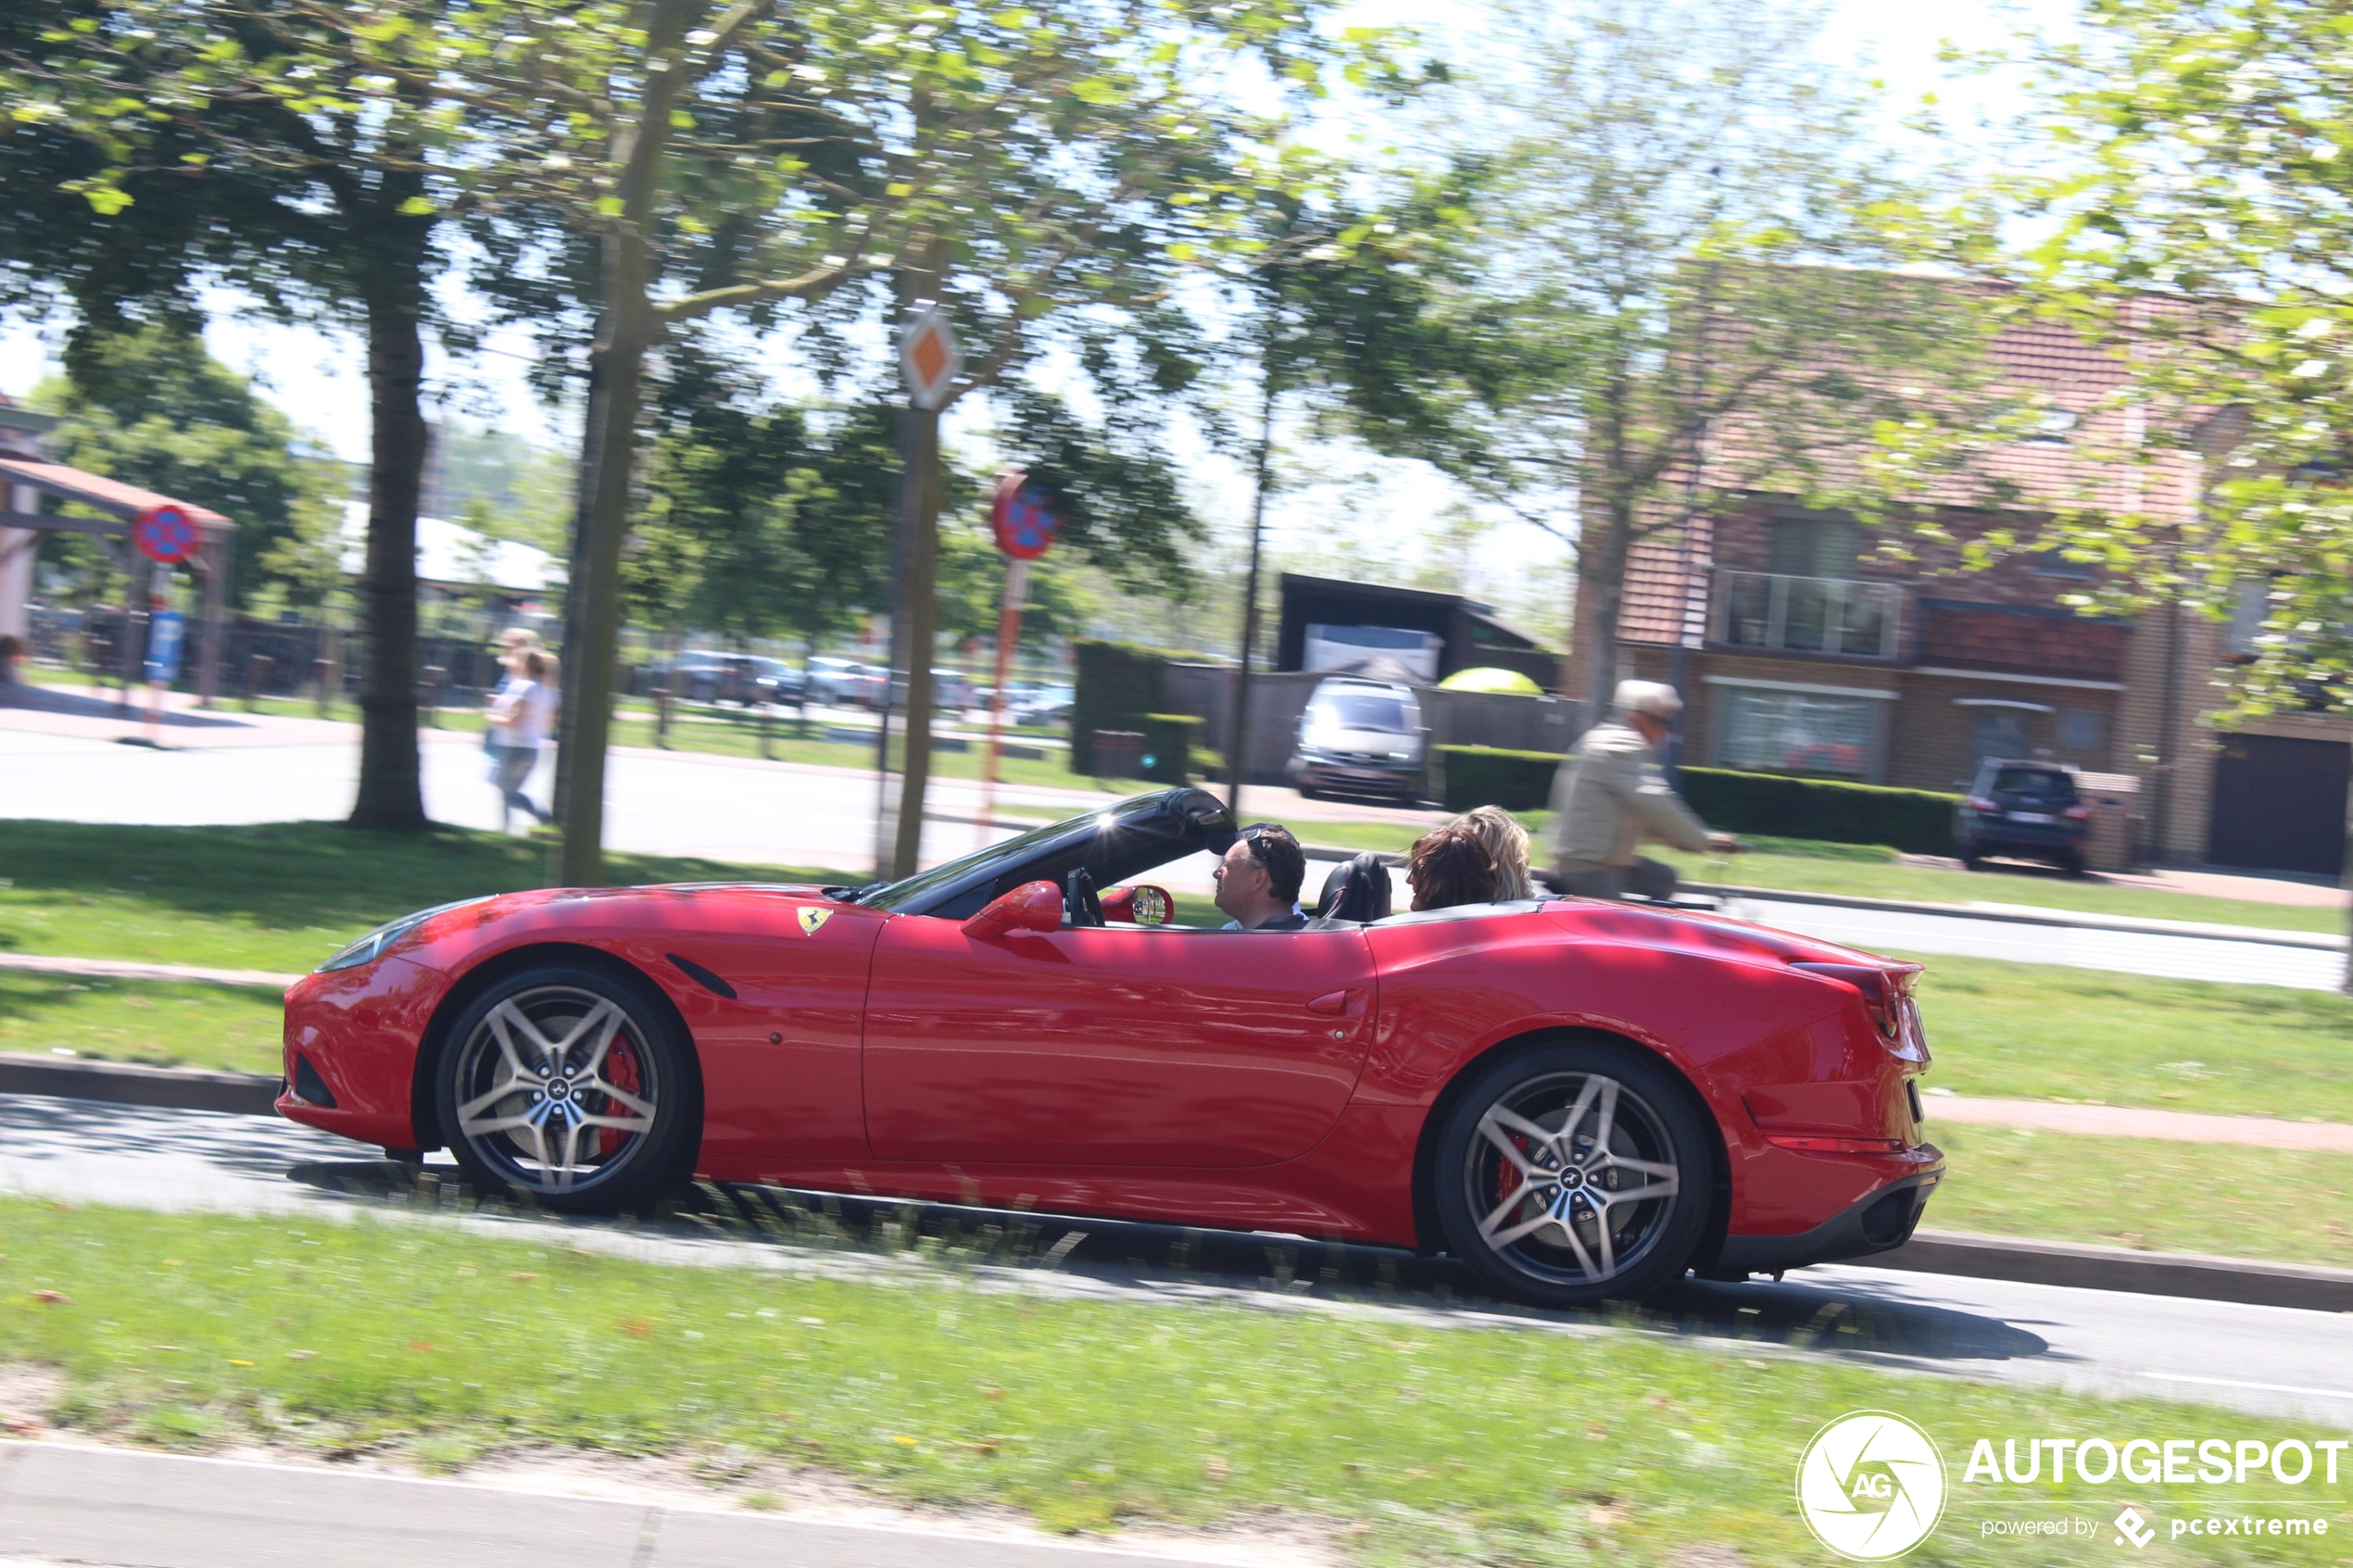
xmin=0 ymin=458 xmax=232 ymax=527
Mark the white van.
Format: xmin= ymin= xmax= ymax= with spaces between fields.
xmin=1287 ymin=677 xmax=1427 ymax=801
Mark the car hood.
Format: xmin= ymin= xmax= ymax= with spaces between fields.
xmin=376 ymin=881 xmax=850 ymax=972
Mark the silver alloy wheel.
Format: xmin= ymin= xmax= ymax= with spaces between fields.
xmin=450 ymin=985 xmax=661 ymax=1193
xmin=1462 ymin=1070 xmax=1682 ymax=1286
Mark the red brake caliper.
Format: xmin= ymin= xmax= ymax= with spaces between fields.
xmin=598 ymin=1040 xmax=644 ymax=1158
xmin=1496 ymin=1132 xmax=1528 ymax=1206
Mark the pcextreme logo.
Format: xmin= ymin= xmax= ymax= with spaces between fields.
xmin=1796 ymin=1411 xmax=1950 ymax=1561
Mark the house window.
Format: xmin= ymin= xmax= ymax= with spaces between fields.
xmin=1716 ymin=689 xmax=1880 ymax=778
xmin=1971 ymin=709 xmax=2032 ymax=768
xmin=1768 ymin=513 xmax=1860 ymax=580
xmin=2059 ymin=709 xmax=2104 ymax=753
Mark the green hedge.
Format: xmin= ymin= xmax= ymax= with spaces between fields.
xmin=1132 ymin=713 xmax=1202 ymax=784
xmin=1433 ymin=751 xmax=1960 ymax=854
xmin=1678 ymin=768 xmax=1958 ymax=854
xmin=1437 ymin=746 xmax=1562 ymax=813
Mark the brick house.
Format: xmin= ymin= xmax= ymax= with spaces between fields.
xmin=1568 ymin=307 xmax=2353 ymax=873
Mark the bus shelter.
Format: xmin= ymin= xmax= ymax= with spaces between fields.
xmin=0 ymin=457 xmax=236 ymax=707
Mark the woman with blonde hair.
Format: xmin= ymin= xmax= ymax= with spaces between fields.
xmin=1450 ymin=803 xmax=1532 ymax=901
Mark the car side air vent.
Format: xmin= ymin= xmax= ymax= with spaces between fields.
xmin=293 ymin=1053 xmax=338 ymax=1109
xmin=666 ymin=953 xmax=738 ymax=999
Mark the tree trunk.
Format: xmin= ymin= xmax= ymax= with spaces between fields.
xmin=887 ymin=397 xmax=944 ymax=881
xmin=346 ymin=237 xmax=430 ymax=832
xmin=551 ymin=0 xmax=701 ymax=885
xmin=554 ymin=300 xmax=656 ymax=886
xmin=1579 ymin=511 xmax=1632 ymax=729
xmin=1224 ymin=361 xmax=1277 ymax=816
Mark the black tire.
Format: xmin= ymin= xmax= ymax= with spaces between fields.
xmin=434 ymin=961 xmax=702 ymax=1215
xmin=1432 ymin=1040 xmax=1713 ymax=1308
xmin=1960 ymin=854 xmax=1984 ymax=872
xmin=1297 ymin=784 xmax=1323 ymax=801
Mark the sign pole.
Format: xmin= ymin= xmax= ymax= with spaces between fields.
xmin=145 ymin=561 xmax=170 ymax=746
xmin=976 ymin=558 xmax=1030 ymax=847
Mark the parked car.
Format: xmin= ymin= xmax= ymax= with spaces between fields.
xmin=1006 ymin=682 xmax=1075 ymax=727
xmin=1287 ymin=676 xmax=1427 ymax=801
xmin=1955 ymin=759 xmax=2093 ymax=872
xmin=650 ymin=651 xmax=799 ymax=707
xmin=807 ymin=657 xmax=886 ymax=709
xmin=282 ymin=786 xmax=1943 ymax=1308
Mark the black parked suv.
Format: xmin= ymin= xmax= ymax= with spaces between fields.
xmin=1956 ymin=759 xmax=2093 ymax=873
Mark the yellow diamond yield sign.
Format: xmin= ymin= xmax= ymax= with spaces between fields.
xmin=900 ymin=306 xmax=961 ymax=409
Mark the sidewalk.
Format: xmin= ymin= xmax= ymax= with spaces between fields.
xmin=0 ymin=1441 xmax=1282 ymax=1568
xmin=1923 ymin=1093 xmax=2353 ymax=1153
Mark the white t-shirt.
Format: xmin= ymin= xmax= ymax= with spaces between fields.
xmin=495 ymin=677 xmax=556 ymax=749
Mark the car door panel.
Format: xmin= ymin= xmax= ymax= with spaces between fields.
xmin=667 ymin=897 xmax=886 ymax=1165
xmin=862 ymin=921 xmax=1375 ymax=1166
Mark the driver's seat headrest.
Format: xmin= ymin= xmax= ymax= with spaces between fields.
xmin=1314 ymin=852 xmax=1393 ymax=924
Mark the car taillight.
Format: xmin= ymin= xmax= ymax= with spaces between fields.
xmin=1965 ymin=796 xmax=1997 ymax=813
xmin=1792 ymin=961 xmax=1929 ymax=1062
xmin=2063 ymin=804 xmax=2093 ymax=821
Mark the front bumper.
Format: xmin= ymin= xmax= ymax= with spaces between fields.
xmin=1703 ymin=1155 xmax=1944 ymax=1277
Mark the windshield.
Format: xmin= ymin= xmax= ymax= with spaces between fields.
xmin=1314 ymin=694 xmax=1410 ymax=732
xmin=1992 ymin=768 xmax=2075 ymax=800
xmin=853 ymin=789 xmax=1234 ymax=917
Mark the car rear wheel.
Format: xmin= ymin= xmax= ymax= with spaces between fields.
xmin=434 ymin=963 xmax=701 ymax=1215
xmin=1433 ymin=1041 xmax=1712 ymax=1308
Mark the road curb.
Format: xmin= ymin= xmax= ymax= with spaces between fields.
xmin=1688 ymin=881 xmax=2347 ymax=951
xmin=0 ymin=1052 xmax=281 ymax=1116
xmin=1862 ymin=1228 xmax=2353 ymax=1313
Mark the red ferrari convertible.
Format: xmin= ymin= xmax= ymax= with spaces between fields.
xmin=279 ymin=788 xmax=1943 ymax=1306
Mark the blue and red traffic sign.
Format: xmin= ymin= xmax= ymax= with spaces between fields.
xmin=990 ymin=470 xmax=1062 ymax=560
xmin=133 ymin=505 xmax=200 ymax=564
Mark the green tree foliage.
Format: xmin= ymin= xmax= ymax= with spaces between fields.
xmin=1428 ymin=0 xmax=2000 ymax=716
xmin=624 ymin=342 xmax=894 ymax=650
xmin=1 ymin=0 xmax=502 ymax=830
xmin=2029 ymin=0 xmax=2353 ymax=720
xmin=28 ymin=327 xmax=341 ymax=608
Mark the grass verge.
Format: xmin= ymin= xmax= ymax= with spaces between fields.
xmin=1655 ymin=845 xmax=2346 ymax=935
xmin=0 ymin=819 xmax=853 ymax=976
xmin=0 ymin=972 xmax=283 ymax=1072
xmin=1923 ymin=1123 xmax=2353 ymax=1267
xmin=4 ymin=1198 xmax=2347 ymax=1565
xmin=1906 ymin=952 xmax=2353 ymax=1124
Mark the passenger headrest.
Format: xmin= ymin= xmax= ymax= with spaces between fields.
xmin=1314 ymin=851 xmax=1393 ymax=924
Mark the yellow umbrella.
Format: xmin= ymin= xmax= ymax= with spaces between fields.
xmin=1437 ymin=666 xmax=1543 ymax=696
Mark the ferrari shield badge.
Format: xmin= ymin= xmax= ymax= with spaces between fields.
xmin=797 ymin=907 xmax=832 ymax=936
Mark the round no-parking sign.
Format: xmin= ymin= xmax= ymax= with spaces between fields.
xmin=990 ymin=471 xmax=1063 ymax=560
xmin=133 ymin=505 xmax=200 ymax=564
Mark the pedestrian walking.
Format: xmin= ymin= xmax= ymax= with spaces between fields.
xmin=1548 ymin=680 xmax=1739 ymax=900
xmin=485 ymin=646 xmax=556 ymax=832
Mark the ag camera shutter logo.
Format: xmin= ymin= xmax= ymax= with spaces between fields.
xmin=1796 ymin=1411 xmax=1948 ymax=1560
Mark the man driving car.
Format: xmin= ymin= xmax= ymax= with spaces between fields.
xmin=1213 ymin=822 xmax=1309 ymax=930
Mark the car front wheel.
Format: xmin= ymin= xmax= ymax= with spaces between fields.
xmin=1433 ymin=1041 xmax=1712 ymax=1307
xmin=434 ymin=962 xmax=702 ymax=1214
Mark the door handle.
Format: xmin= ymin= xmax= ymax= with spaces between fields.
xmin=1305 ymin=990 xmax=1348 ymax=1016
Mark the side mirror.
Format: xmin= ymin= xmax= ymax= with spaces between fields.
xmin=1100 ymin=884 xmax=1173 ymax=926
xmin=962 ymin=880 xmax=1064 ymax=940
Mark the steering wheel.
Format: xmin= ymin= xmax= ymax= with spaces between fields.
xmin=1063 ymin=866 xmax=1104 ymax=928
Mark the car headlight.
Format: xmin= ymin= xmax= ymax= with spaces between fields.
xmin=318 ymin=899 xmax=480 ymax=972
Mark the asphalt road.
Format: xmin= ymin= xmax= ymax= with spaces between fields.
xmin=4 ymin=721 xmax=2340 ymax=988
xmin=5 ymin=1093 xmax=2348 ymax=1431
